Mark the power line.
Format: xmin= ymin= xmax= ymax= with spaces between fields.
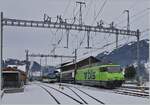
xmin=78 ymin=28 xmax=149 ymax=57
xmin=76 ymin=1 xmax=86 ymax=25
xmin=83 ymin=0 xmax=93 ymax=20
xmin=91 ymin=0 xmax=108 ymax=25
xmin=116 ymin=8 xmax=150 ymax=25
xmin=111 ymin=0 xmax=140 ymax=24
xmin=117 ymin=11 xmax=149 ymax=29
xmin=50 ymin=29 xmax=64 ymax=54
xmin=62 ymin=0 xmax=72 ymax=17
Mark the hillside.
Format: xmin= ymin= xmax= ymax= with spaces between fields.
xmin=96 ymin=39 xmax=149 ymax=80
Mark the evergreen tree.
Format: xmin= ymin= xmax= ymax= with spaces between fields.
xmin=124 ymin=65 xmax=136 ymax=79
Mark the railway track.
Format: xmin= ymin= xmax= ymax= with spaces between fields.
xmin=39 ymin=85 xmax=60 ymax=104
xmin=62 ymin=84 xmax=105 ymax=105
xmin=60 ymin=83 xmax=149 ymax=99
xmin=64 ymin=86 xmax=88 ymax=104
xmin=36 ymin=82 xmax=105 ymax=104
xmin=36 ymin=83 xmax=83 ymax=104
xmin=113 ymin=88 xmax=149 ymax=98
xmin=117 ymin=88 xmax=149 ymax=94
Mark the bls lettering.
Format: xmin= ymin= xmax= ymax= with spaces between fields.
xmin=84 ymin=70 xmax=95 ymax=80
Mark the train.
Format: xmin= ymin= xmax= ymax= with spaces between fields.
xmin=61 ymin=64 xmax=125 ymax=88
xmin=61 ymin=70 xmax=74 ymax=83
xmin=42 ymin=71 xmax=59 ymax=83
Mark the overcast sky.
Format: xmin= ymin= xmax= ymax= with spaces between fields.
xmin=0 ymin=0 xmax=149 ymax=66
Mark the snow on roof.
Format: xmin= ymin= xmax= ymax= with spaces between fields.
xmin=7 ymin=65 xmax=26 ymax=72
xmin=60 ymin=56 xmax=100 ymax=68
xmin=32 ymin=71 xmax=41 ymax=77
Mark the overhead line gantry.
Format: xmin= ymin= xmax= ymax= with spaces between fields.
xmin=2 ymin=17 xmax=138 ymax=36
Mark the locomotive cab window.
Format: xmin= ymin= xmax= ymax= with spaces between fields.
xmin=107 ymin=66 xmax=121 ymax=72
xmin=100 ymin=67 xmax=107 ymax=72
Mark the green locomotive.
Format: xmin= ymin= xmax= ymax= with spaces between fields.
xmin=75 ymin=64 xmax=124 ymax=88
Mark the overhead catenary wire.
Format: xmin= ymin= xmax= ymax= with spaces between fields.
xmin=83 ymin=0 xmax=93 ymax=21
xmin=44 ymin=0 xmax=147 ymax=67
xmin=77 ymin=28 xmax=149 ymax=58
xmin=62 ymin=0 xmax=72 ymax=17
xmin=50 ymin=29 xmax=64 ymax=54
xmin=57 ymin=29 xmax=148 ymax=66
xmin=116 ymin=10 xmax=149 ymax=30
xmin=73 ymin=0 xmax=109 ymax=58
xmin=116 ymin=8 xmax=150 ymax=26
xmin=67 ymin=1 xmax=146 ymax=64
xmin=111 ymin=0 xmax=139 ymax=23
xmin=91 ymin=0 xmax=108 ymax=25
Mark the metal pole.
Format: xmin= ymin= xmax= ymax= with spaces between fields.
xmin=76 ymin=1 xmax=85 ymax=25
xmin=45 ymin=57 xmax=47 ymax=67
xmin=124 ymin=10 xmax=130 ymax=30
xmin=0 ymin=12 xmax=3 ymax=89
xmin=60 ymin=57 xmax=62 ymax=83
xmin=25 ymin=50 xmax=29 ymax=77
xmin=74 ymin=49 xmax=77 ymax=84
xmin=66 ymin=29 xmax=69 ymax=48
xmin=116 ymin=29 xmax=119 ymax=49
xmin=127 ymin=10 xmax=130 ymax=30
xmin=40 ymin=58 xmax=42 ymax=80
xmin=136 ymin=29 xmax=141 ymax=85
xmin=87 ymin=31 xmax=90 ymax=48
xmin=79 ymin=4 xmax=82 ymax=25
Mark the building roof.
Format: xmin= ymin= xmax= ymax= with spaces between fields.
xmin=2 ymin=67 xmax=26 ymax=76
xmin=60 ymin=56 xmax=101 ymax=71
xmin=7 ymin=65 xmax=26 ymax=72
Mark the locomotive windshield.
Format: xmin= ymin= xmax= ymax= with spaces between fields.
xmin=107 ymin=66 xmax=121 ymax=72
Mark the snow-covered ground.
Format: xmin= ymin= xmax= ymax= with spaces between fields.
xmin=1 ymin=82 xmax=150 ymax=104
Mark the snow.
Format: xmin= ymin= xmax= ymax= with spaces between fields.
xmin=32 ymin=71 xmax=41 ymax=77
xmin=145 ymin=61 xmax=150 ymax=72
xmin=82 ymin=88 xmax=149 ymax=105
xmin=7 ymin=64 xmax=26 ymax=72
xmin=1 ymin=84 xmax=56 ymax=104
xmin=61 ymin=83 xmax=150 ymax=104
xmin=17 ymin=65 xmax=26 ymax=72
xmin=1 ymin=82 xmax=150 ymax=104
xmin=127 ymin=41 xmax=135 ymax=46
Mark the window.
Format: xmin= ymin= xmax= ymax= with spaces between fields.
xmin=100 ymin=67 xmax=107 ymax=72
xmin=107 ymin=66 xmax=121 ymax=72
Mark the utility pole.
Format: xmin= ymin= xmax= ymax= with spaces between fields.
xmin=74 ymin=49 xmax=77 ymax=84
xmin=136 ymin=29 xmax=141 ymax=85
xmin=25 ymin=50 xmax=29 ymax=78
xmin=76 ymin=1 xmax=86 ymax=25
xmin=124 ymin=10 xmax=130 ymax=30
xmin=40 ymin=57 xmax=42 ymax=80
xmin=60 ymin=56 xmax=63 ymax=83
xmin=45 ymin=57 xmax=47 ymax=67
xmin=44 ymin=56 xmax=47 ymax=79
xmin=116 ymin=29 xmax=119 ymax=49
xmin=86 ymin=31 xmax=90 ymax=48
xmin=0 ymin=12 xmax=3 ymax=89
xmin=66 ymin=29 xmax=69 ymax=48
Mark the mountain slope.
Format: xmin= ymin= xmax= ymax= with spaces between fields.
xmin=96 ymin=39 xmax=149 ymax=80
